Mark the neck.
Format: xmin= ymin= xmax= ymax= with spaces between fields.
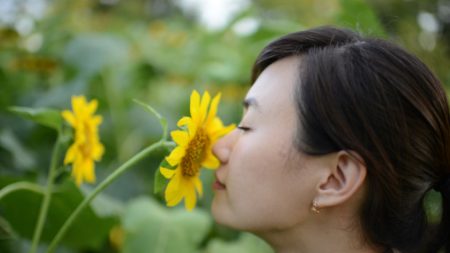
xmin=255 ymin=214 xmax=384 ymax=253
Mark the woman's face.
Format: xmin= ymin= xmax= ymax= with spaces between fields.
xmin=211 ymin=57 xmax=327 ymax=232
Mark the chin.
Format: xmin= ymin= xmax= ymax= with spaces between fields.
xmin=211 ymin=198 xmax=225 ymax=223
xmin=211 ymin=197 xmax=236 ymax=228
xmin=211 ymin=201 xmax=284 ymax=233
xmin=211 ymin=195 xmax=261 ymax=231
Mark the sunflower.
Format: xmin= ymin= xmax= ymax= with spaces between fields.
xmin=160 ymin=90 xmax=235 ymax=210
xmin=61 ymin=95 xmax=104 ymax=186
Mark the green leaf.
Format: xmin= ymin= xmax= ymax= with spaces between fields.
xmin=206 ymin=233 xmax=274 ymax=253
xmin=8 ymin=106 xmax=63 ymax=130
xmin=153 ymin=159 xmax=173 ymax=195
xmin=121 ymin=197 xmax=212 ymax=253
xmin=0 ymin=177 xmax=116 ymax=250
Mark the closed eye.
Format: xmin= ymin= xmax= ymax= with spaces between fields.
xmin=237 ymin=125 xmax=251 ymax=131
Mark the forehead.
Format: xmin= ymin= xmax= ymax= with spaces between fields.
xmin=246 ymin=56 xmax=301 ymax=112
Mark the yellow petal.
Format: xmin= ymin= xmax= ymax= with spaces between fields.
xmin=206 ymin=93 xmax=221 ymax=125
xmin=194 ymin=177 xmax=203 ymax=197
xmin=198 ymin=91 xmax=210 ymax=124
xmin=83 ymin=159 xmax=95 ymax=183
xmin=72 ymin=96 xmax=87 ymax=117
xmin=87 ymin=99 xmax=98 ymax=115
xmin=186 ymin=120 xmax=197 ymax=137
xmin=74 ymin=123 xmax=86 ymax=141
xmin=72 ymin=159 xmax=84 ymax=186
xmin=190 ymin=90 xmax=200 ymax=123
xmin=201 ymin=151 xmax=220 ymax=169
xmin=167 ymin=189 xmax=184 ymax=206
xmin=160 ymin=167 xmax=175 ymax=179
xmin=166 ymin=147 xmax=185 ymax=166
xmin=92 ymin=143 xmax=104 ymax=160
xmin=91 ymin=115 xmax=103 ymax=126
xmin=209 ymin=119 xmax=236 ymax=140
xmin=61 ymin=110 xmax=76 ymax=126
xmin=220 ymin=123 xmax=236 ymax=136
xmin=168 ymin=174 xmax=188 ymax=206
xmin=64 ymin=144 xmax=78 ymax=164
xmin=165 ymin=171 xmax=182 ymax=206
xmin=171 ymin=130 xmax=189 ymax=146
xmin=184 ymin=185 xmax=197 ymax=211
xmin=177 ymin=116 xmax=191 ymax=127
xmin=74 ymin=172 xmax=83 ymax=186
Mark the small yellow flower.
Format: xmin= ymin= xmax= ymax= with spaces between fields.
xmin=160 ymin=90 xmax=235 ymax=210
xmin=62 ymin=96 xmax=104 ymax=186
xmin=109 ymin=225 xmax=124 ymax=251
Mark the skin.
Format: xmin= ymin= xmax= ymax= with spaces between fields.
xmin=211 ymin=56 xmax=384 ymax=253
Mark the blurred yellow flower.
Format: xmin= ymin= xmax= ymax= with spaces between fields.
xmin=109 ymin=225 xmax=124 ymax=251
xmin=61 ymin=96 xmax=104 ymax=186
xmin=160 ymin=90 xmax=235 ymax=210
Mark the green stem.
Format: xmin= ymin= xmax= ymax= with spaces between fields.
xmin=45 ymin=140 xmax=173 ymax=253
xmin=29 ymin=133 xmax=64 ymax=253
xmin=0 ymin=182 xmax=45 ymax=201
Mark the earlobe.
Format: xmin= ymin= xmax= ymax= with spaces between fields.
xmin=315 ymin=151 xmax=367 ymax=208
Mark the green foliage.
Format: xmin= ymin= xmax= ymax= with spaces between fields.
xmin=424 ymin=190 xmax=443 ymax=224
xmin=0 ymin=177 xmax=115 ymax=250
xmin=336 ymin=0 xmax=385 ymax=36
xmin=205 ymin=233 xmax=273 ymax=253
xmin=154 ymin=159 xmax=172 ymax=195
xmin=63 ymin=34 xmax=129 ymax=78
xmin=8 ymin=107 xmax=63 ymax=130
xmin=121 ymin=197 xmax=211 ymax=253
xmin=0 ymin=129 xmax=36 ymax=170
xmin=133 ymin=99 xmax=169 ymax=141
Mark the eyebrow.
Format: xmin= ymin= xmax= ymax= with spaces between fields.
xmin=243 ymin=97 xmax=260 ymax=110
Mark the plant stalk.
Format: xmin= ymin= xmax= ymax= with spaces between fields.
xmin=0 ymin=182 xmax=45 ymax=201
xmin=29 ymin=133 xmax=64 ymax=253
xmin=45 ymin=140 xmax=173 ymax=253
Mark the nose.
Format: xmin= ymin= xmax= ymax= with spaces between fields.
xmin=212 ymin=129 xmax=238 ymax=165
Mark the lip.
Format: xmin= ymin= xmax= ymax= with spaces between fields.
xmin=213 ymin=179 xmax=226 ymax=190
xmin=213 ymin=172 xmax=226 ymax=190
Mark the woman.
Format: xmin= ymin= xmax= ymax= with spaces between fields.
xmin=211 ymin=26 xmax=450 ymax=253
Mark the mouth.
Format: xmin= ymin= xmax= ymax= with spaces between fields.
xmin=213 ymin=172 xmax=226 ymax=190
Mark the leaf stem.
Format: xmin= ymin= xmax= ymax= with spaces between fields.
xmin=29 ymin=133 xmax=64 ymax=253
xmin=45 ymin=140 xmax=173 ymax=253
xmin=0 ymin=182 xmax=45 ymax=201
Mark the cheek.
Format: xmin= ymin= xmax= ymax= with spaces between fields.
xmin=228 ymin=135 xmax=275 ymax=186
xmin=224 ymin=137 xmax=309 ymax=227
xmin=213 ymin=122 xmax=316 ymax=229
xmin=230 ymin=130 xmax=290 ymax=178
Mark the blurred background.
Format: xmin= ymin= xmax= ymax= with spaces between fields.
xmin=0 ymin=0 xmax=449 ymax=252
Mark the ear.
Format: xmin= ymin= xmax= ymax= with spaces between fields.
xmin=314 ymin=151 xmax=367 ymax=208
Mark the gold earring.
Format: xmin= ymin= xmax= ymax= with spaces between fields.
xmin=311 ymin=200 xmax=320 ymax=214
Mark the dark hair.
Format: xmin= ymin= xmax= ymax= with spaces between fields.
xmin=252 ymin=26 xmax=450 ymax=253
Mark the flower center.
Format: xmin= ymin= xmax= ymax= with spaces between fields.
xmin=181 ymin=128 xmax=209 ymax=177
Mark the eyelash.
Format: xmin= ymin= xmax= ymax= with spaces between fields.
xmin=237 ymin=125 xmax=251 ymax=131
